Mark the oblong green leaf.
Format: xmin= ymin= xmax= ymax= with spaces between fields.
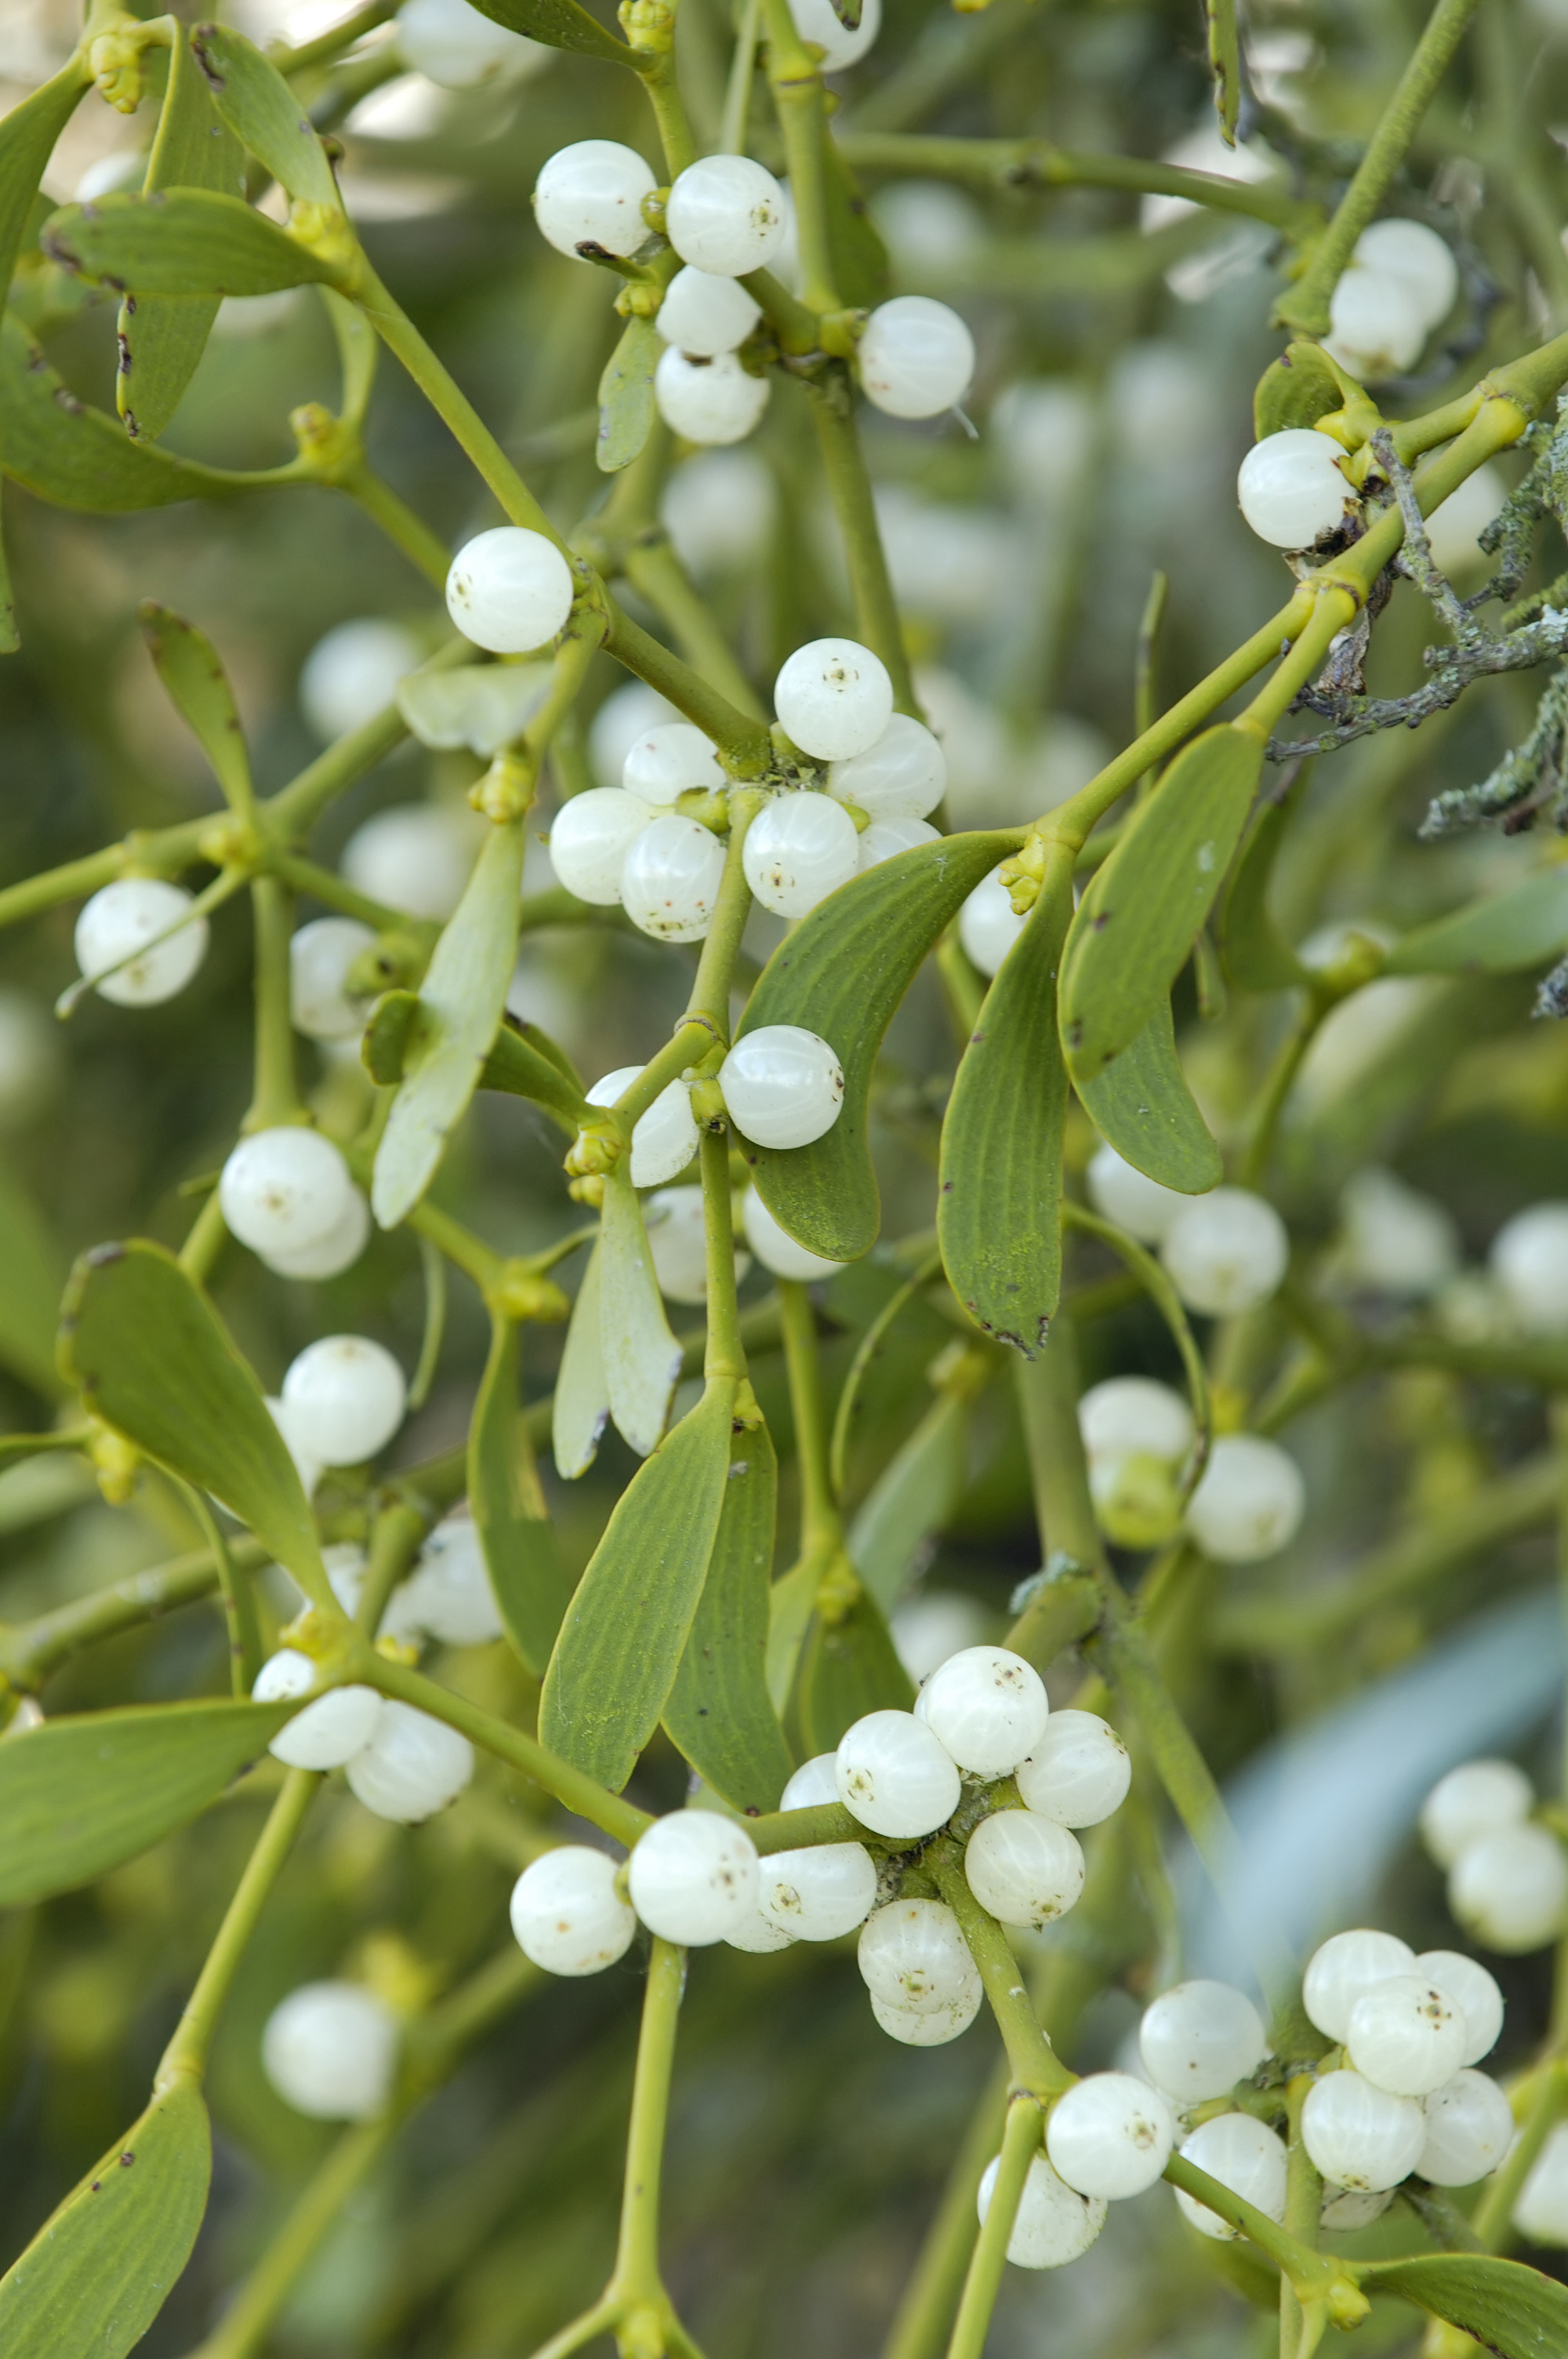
xmin=0 ymin=2073 xmax=211 ymax=2358
xmin=847 ymin=1383 xmax=972 ymax=1616
xmin=664 ymin=1421 xmax=793 ymax=1811
xmin=597 ymin=314 xmax=657 ymax=473
xmin=938 ymin=886 xmax=1069 ymax=1354
xmin=1060 ymin=725 xmax=1263 ymax=1082
xmin=0 ymin=1699 xmax=292 ymax=1906
xmin=0 ymin=1158 xmax=68 ymax=1397
xmin=1363 ymin=2252 xmax=1568 ymax=2357
xmin=191 ymin=24 xmax=340 ymax=209
xmin=57 ymin=1240 xmax=328 ymax=1604
xmin=1253 ymin=341 xmax=1345 ymax=439
xmin=539 ymin=1376 xmax=737 ymax=1790
xmin=821 ymin=140 xmax=888 ymax=311
xmin=1385 ymin=867 xmax=1568 ymax=976
xmin=139 ymin=602 xmax=251 ymax=808
xmin=1215 ymin=765 xmax=1311 ymax=993
xmin=740 ymin=830 xmax=1019 ymax=1263
xmin=481 ymin=1019 xmax=592 ymax=1132
xmin=600 ymin=1170 xmax=681 ymax=1459
xmin=469 ymin=1314 xmax=570 ymax=1677
xmin=0 ymin=60 xmax=89 ymax=299
xmin=462 ymin=0 xmax=632 ymax=65
xmin=372 ymin=816 xmax=525 ymax=1228
xmin=1076 ymin=999 xmax=1222 ymax=1191
xmin=42 ymin=189 xmax=337 ymax=298
xmin=553 ymin=1235 xmax=609 ymax=1479
xmin=797 ymin=1584 xmax=912 ymax=1757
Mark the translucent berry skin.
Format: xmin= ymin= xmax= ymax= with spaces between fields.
xmin=533 ymin=139 xmax=656 ymax=260
xmin=836 ymin=1710 xmax=961 ymax=1839
xmin=399 ymin=0 xmax=548 ymax=86
xmin=1046 ymin=2073 xmax=1177 ymax=2200
xmin=977 ymin=2152 xmax=1107 ymax=2268
xmin=720 ymin=1025 xmax=845 ymax=1150
xmin=1420 ymin=1760 xmax=1534 ymax=1870
xmin=252 ymin=1649 xmax=384 ymax=1770
xmin=1139 ymin=1980 xmax=1269 ymax=2104
xmin=346 ymin=1700 xmax=474 ymax=1822
xmin=1345 ymin=1973 xmax=1468 ymax=2097
xmin=1302 ymin=1928 xmax=1417 ymax=2041
xmin=1514 ymin=2122 xmax=1568 ymax=2245
xmin=342 ymin=805 xmax=474 ymax=921
xmin=656 ymin=265 xmax=761 ymax=357
xmin=1491 ymin=1203 xmax=1568 ymax=1333
xmin=299 ymin=619 xmax=419 ymax=741
xmin=920 ymin=1645 xmax=1048 ymax=1775
xmin=1320 ymin=2184 xmax=1394 ymax=2232
xmin=262 ymin=1185 xmax=370 ymax=1282
xmin=281 ymin=1335 xmax=407 ymax=1467
xmin=1015 ymin=1710 xmax=1131 ymax=1829
xmin=585 ymin=1065 xmax=699 ymax=1189
xmin=870 ymin=1985 xmax=981 ymax=2045
xmin=758 ymin=1843 xmax=878 ymax=1940
xmin=590 ymin=682 xmax=676 ymax=788
xmin=780 ymin=1753 xmax=840 ymax=1810
xmin=262 ymin=1982 xmax=398 ymax=2121
xmin=964 ymin=1808 xmax=1084 ymax=1928
xmin=549 ymin=788 xmax=655 ymax=905
xmin=620 ymin=815 xmax=728 ymax=942
xmin=644 ymin=1186 xmax=713 ymax=1304
xmin=743 ymin=792 xmax=862 ymax=918
xmin=788 ymin=0 xmax=881 ymax=72
xmin=1087 ymin=1143 xmax=1198 ymax=1244
xmin=622 ymin=721 xmax=725 ymax=805
xmin=74 ymin=878 xmax=209 ymax=1006
xmin=1323 ymin=264 xmax=1427 ymax=381
xmin=1184 ymin=1434 xmax=1305 ymax=1564
xmin=1161 ymin=1187 xmax=1289 ymax=1316
xmin=445 ymin=527 xmax=575 ymax=656
xmin=510 ymin=1846 xmax=637 ymax=1976
xmin=858 ymin=296 xmax=976 ymax=419
xmin=290 ymin=916 xmax=377 ymax=1041
xmin=1236 ymin=429 xmax=1351 ymax=548
xmin=958 ymin=868 xmax=1025 ymax=978
xmin=1079 ymin=1377 xmax=1193 ymax=1467
xmin=1417 ymin=1949 xmax=1504 ymax=2066
xmin=1173 ymin=2114 xmax=1287 ymax=2239
xmin=220 ymin=1128 xmax=355 ymax=1259
xmin=858 ymin=1899 xmax=978 ymax=2009
xmin=859 ymin=817 xmax=941 ymax=871
xmin=666 ymin=155 xmax=787 ymax=277
xmin=1450 ymin=1823 xmax=1568 ymax=1953
xmin=741 ymin=1186 xmax=846 ymax=1281
xmin=626 ymin=1812 xmax=761 ymax=1945
xmin=1417 ymin=2069 xmax=1515 ymax=2185
xmin=401 ymin=1518 xmax=504 ymax=1647
xmin=1301 ymin=2068 xmax=1425 ymax=2192
xmin=774 ymin=638 xmax=895 ymax=762
xmin=1355 ymin=218 xmax=1457 ymax=329
xmin=655 ymin=348 xmax=771 ymax=445
xmin=828 ymin=714 xmax=946 ymax=820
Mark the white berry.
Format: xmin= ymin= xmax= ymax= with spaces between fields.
xmin=828 ymin=714 xmax=946 ymax=820
xmin=1417 ymin=1950 xmax=1504 ymax=2066
xmin=590 ymin=682 xmax=677 ymax=788
xmin=1046 ymin=2073 xmax=1176 ymax=2200
xmin=622 ymin=722 xmax=724 ymax=805
xmin=1492 ymin=1204 xmax=1568 ymax=1332
xmin=1079 ymin=1377 xmax=1193 ymax=1467
xmin=859 ymin=817 xmax=941 ymax=871
xmin=1319 ymin=2183 xmax=1395 ymax=2231
xmin=1184 ymin=1435 xmax=1305 ymax=1563
xmin=220 ymin=1127 xmax=354 ymax=1259
xmin=627 ymin=1812 xmax=760 ymax=1945
xmin=920 ymin=1645 xmax=1047 ymax=1776
xmin=666 ymin=154 xmax=786 ymax=277
xmin=289 ymin=917 xmax=377 ymax=1041
xmin=1236 ymin=429 xmax=1352 ymax=548
xmin=774 ymin=638 xmax=894 ymax=761
xmin=1087 ymin=1144 xmax=1199 ymax=1243
xmin=1303 ymin=1928 xmax=1417 ymax=2041
xmin=743 ymin=792 xmax=861 ymax=918
xmin=510 ymin=1846 xmax=637 ymax=1975
xmin=1355 ymin=219 xmax=1458 ymax=330
xmin=281 ymin=1334 xmax=406 ymax=1467
xmin=1345 ymin=1973 xmax=1468 ymax=2097
xmin=720 ymin=1025 xmax=844 ymax=1150
xmin=858 ymin=1899 xmax=978 ymax=2011
xmin=1337 ymin=1165 xmax=1458 ymax=1299
xmin=585 ymin=1064 xmax=699 ymax=1187
xmin=758 ymin=1843 xmax=878 ymax=1940
xmin=644 ymin=1185 xmax=713 ymax=1303
xmin=836 ymin=1710 xmax=960 ymax=1839
xmin=741 ymin=1185 xmax=846 ymax=1281
xmin=620 ymin=815 xmax=728 ymax=941
xmin=1514 ymin=2124 xmax=1568 ymax=2245
xmin=977 ymin=2151 xmax=1106 ymax=2268
xmin=1162 ymin=1187 xmax=1288 ymax=1316
xmin=1301 ymin=2069 xmax=1424 ymax=2192
xmin=1417 ymin=2070 xmax=1515 ymax=2186
xmin=341 ymin=804 xmax=474 ymax=921
xmin=1139 ymin=1980 xmax=1269 ymax=2104
xmin=548 ymin=788 xmax=655 ymax=905
xmin=781 ymin=1753 xmax=840 ymax=1810
xmin=788 ymin=0 xmax=881 ymax=71
xmin=964 ymin=1808 xmax=1084 ymax=1928
xmin=1173 ymin=2114 xmax=1287 ymax=2240
xmin=958 ymin=867 xmax=1025 ymax=978
xmin=1420 ymin=1759 xmax=1534 ymax=1870
xmin=346 ymin=1700 xmax=474 ymax=1821
xmin=252 ymin=1649 xmax=383 ymax=1771
xmin=262 ymin=1982 xmax=398 ymax=2120
xmin=75 ymin=878 xmax=209 ymax=1006
xmin=401 ymin=1517 xmax=503 ymax=1647
xmin=858 ymin=297 xmax=975 ymax=420
xmin=726 ymin=1906 xmax=795 ymax=1952
xmin=445 ymin=526 xmax=573 ymax=656
xmin=870 ymin=1985 xmax=982 ymax=2045
xmin=655 ymin=347 xmax=771 ymax=445
xmin=661 ymin=449 xmax=777 ymax=575
xmin=262 ymin=1184 xmax=370 ymax=1282
xmin=1324 ymin=264 xmax=1427 ymax=381
xmin=399 ymin=0 xmax=547 ymax=86
xmin=1450 ymin=1823 xmax=1568 ymax=1953
xmin=533 ymin=140 xmax=655 ymax=259
xmin=1015 ymin=1711 xmax=1131 ymax=1829
xmin=657 ymin=265 xmax=761 ymax=356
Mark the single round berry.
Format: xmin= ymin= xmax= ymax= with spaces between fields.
xmin=1236 ymin=428 xmax=1352 ymax=548
xmin=892 ymin=1592 xmax=988 ymax=1684
xmin=835 ymin=1709 xmax=961 ymax=1839
xmin=1086 ymin=1143 xmax=1198 ymax=1243
xmin=1345 ymin=1973 xmax=1467 ymax=2097
xmin=1079 ymin=1377 xmax=1193 ymax=1467
xmin=828 ymin=713 xmax=946 ymax=820
xmin=656 ymin=265 xmax=761 ymax=357
xmin=1303 ymin=1929 xmax=1417 ymax=2041
xmin=220 ymin=1128 xmax=355 ymax=1260
xmin=788 ymin=0 xmax=881 ymax=71
xmin=1173 ymin=2114 xmax=1288 ymax=2240
xmin=758 ymin=1842 xmax=878 ymax=1940
xmin=780 ymin=1752 xmax=840 ymax=1810
xmin=626 ymin=1812 xmax=760 ymax=1945
xmin=859 ymin=816 xmax=941 ymax=871
xmin=720 ymin=1025 xmax=844 ymax=1150
xmin=726 ymin=1906 xmax=796 ymax=1953
xmin=644 ymin=1185 xmax=713 ymax=1303
xmin=262 ymin=1982 xmax=398 ymax=2120
xmin=620 ymin=815 xmax=728 ymax=942
xmin=510 ymin=1845 xmax=637 ymax=1976
xmin=742 ymin=792 xmax=860 ymax=918
xmin=346 ymin=1700 xmax=474 ymax=1822
xmin=401 ymin=1517 xmax=503 ymax=1647
xmin=1417 ymin=2069 xmax=1515 ymax=2186
xmin=585 ymin=1064 xmax=699 ymax=1187
xmin=445 ymin=527 xmax=574 ymax=656
xmin=963 ymin=1808 xmax=1084 ymax=1928
xmin=261 ymin=1183 xmax=371 ymax=1282
xmin=590 ymin=682 xmax=677 ymax=788
xmin=858 ymin=1899 xmax=978 ymax=2009
xmin=857 ymin=296 xmax=975 ymax=419
xmin=299 ymin=617 xmax=419 ymax=741
xmin=1354 ymin=219 xmax=1458 ymax=329
xmin=342 ymin=804 xmax=474 ymax=921
xmin=1417 ymin=1949 xmax=1504 ymax=2066
xmin=1450 ymin=1823 xmax=1568 ymax=1953
xmin=1491 ymin=1203 xmax=1568 ymax=1333
xmin=666 ymin=154 xmax=786 ymax=276
xmin=958 ymin=868 xmax=1026 ymax=978
xmin=399 ymin=0 xmax=547 ymax=86
xmin=548 ymin=787 xmax=655 ymax=905
xmin=1184 ymin=1434 xmax=1305 ymax=1564
xmin=655 ymin=347 xmax=771 ymax=445
xmin=74 ymin=878 xmax=209 ymax=1007
xmin=870 ymin=1984 xmax=982 ymax=2045
xmin=741 ymin=1185 xmax=847 ymax=1281
xmin=1046 ymin=2073 xmax=1176 ymax=2201
xmin=1139 ymin=1980 xmax=1269 ymax=2104
xmin=1015 ymin=1710 xmax=1131 ymax=1829
xmin=252 ymin=1649 xmax=384 ymax=1771
xmin=533 ymin=139 xmax=656 ymax=259
xmin=1320 ymin=2184 xmax=1395 ymax=2232
xmin=1420 ymin=1759 xmax=1534 ymax=1871
xmin=1324 ymin=264 xmax=1427 ymax=381
xmin=281 ymin=1335 xmax=407 ymax=1467
xmin=622 ymin=722 xmax=725 ymax=805
xmin=1514 ymin=2123 xmax=1568 ymax=2246
xmin=290 ymin=917 xmax=377 ymax=1041
xmin=1301 ymin=2069 xmax=1425 ymax=2192
xmin=920 ymin=1645 xmax=1047 ymax=1776
xmin=977 ymin=2151 xmax=1107 ymax=2269
xmin=662 ymin=448 xmax=776 ymax=575
xmin=1337 ymin=1165 xmax=1459 ymax=1299
xmin=1088 ymin=1451 xmax=1184 ymax=1550
xmin=1161 ymin=1187 xmax=1288 ymax=1316
xmin=775 ymin=638 xmax=894 ymax=763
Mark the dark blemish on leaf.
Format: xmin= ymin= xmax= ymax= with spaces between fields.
xmin=1090 ymin=913 xmax=1109 ymax=932
xmin=119 ymin=2150 xmax=135 ymax=2166
xmin=124 ymin=295 xmax=136 ymax=316
xmin=117 ymin=333 xmax=132 ymax=376
xmin=53 ymin=388 xmax=85 ymax=416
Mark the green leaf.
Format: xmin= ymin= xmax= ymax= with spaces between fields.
xmin=0 ymin=1699 xmax=292 ymax=1906
xmin=1060 ymin=725 xmax=1262 ymax=1083
xmin=596 ymin=314 xmax=658 ymax=474
xmin=740 ymin=830 xmax=1019 ymax=1263
xmin=191 ymin=24 xmax=340 ymax=209
xmin=481 ymin=1018 xmax=592 ymax=1132
xmin=1253 ymin=341 xmax=1345 ymax=439
xmin=797 ymin=1584 xmax=912 ymax=1757
xmin=397 ymin=660 xmax=554 ymax=756
xmin=42 ymin=190 xmax=339 ymax=298
xmin=460 ymin=0 xmax=633 ymax=65
xmin=372 ymin=816 xmax=524 ymax=1228
xmin=469 ymin=1314 xmax=571 ymax=1677
xmin=1076 ymin=998 xmax=1222 ymax=1192
xmin=1214 ymin=767 xmax=1311 ymax=992
xmin=938 ymin=887 xmax=1068 ymax=1355
xmin=553 ymin=1234 xmax=610 ymax=1478
xmin=599 ymin=1169 xmax=681 ymax=1457
xmin=664 ymin=1421 xmax=793 ymax=1811
xmin=1363 ymin=2252 xmax=1568 ymax=2357
xmin=0 ymin=60 xmax=89 ymax=303
xmin=1206 ymin=0 xmax=1241 ymax=145
xmin=57 ymin=1240 xmax=328 ymax=1605
xmin=539 ymin=1376 xmax=737 ymax=1790
xmin=139 ymin=603 xmax=252 ymax=809
xmin=116 ymin=30 xmax=245 ymax=442
xmin=1385 ymin=866 xmax=1568 ymax=976
xmin=820 ymin=140 xmax=888 ymax=311
xmin=0 ymin=1158 xmax=68 ymax=1397
xmin=848 ymin=1384 xmax=972 ymax=1616
xmin=0 ymin=2073 xmax=211 ymax=2357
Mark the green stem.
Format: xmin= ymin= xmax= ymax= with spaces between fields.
xmin=0 ymin=1539 xmax=263 ymax=1691
xmin=1011 ymin=1310 xmax=1101 ymax=1569
xmin=1279 ymin=2074 xmax=1323 ymax=2359
xmin=930 ymin=1854 xmax=1071 ymax=2098
xmin=687 ymin=787 xmax=762 ymax=1029
xmin=720 ymin=0 xmax=764 ymax=152
xmin=267 ymin=849 xmax=437 ymax=943
xmin=804 ymin=369 xmax=917 ymax=713
xmin=944 ymin=2095 xmax=1042 ymax=2359
xmin=835 ymin=133 xmax=1322 ymax=236
xmin=1239 ymin=994 xmax=1327 ymax=1191
xmin=744 ymin=1797 xmax=861 ymax=1853
xmin=1162 ymin=2153 xmax=1359 ymax=2313
xmin=700 ymin=1129 xmax=747 ymax=1383
xmin=880 ymin=2059 xmax=1010 ymax=2359
xmin=1058 ymin=1206 xmax=1211 ymax=1490
xmin=633 ymin=31 xmax=697 ymax=176
xmin=780 ymin=1277 xmax=843 ymax=1550
xmin=180 ymin=1481 xmax=262 ymax=1696
xmin=1236 ymin=591 xmax=1356 ymax=742
xmin=1472 ymin=2063 xmax=1568 ymax=2248
xmin=408 ymin=1198 xmax=508 ymax=1295
xmin=339 ymin=462 xmax=452 ymax=589
xmin=356 ymin=1499 xmax=428 ymax=1636
xmin=621 ymin=536 xmax=766 ymax=718
xmin=612 ymin=1936 xmax=686 ymax=2297
xmin=179 ymin=1185 xmax=230 ymax=1285
xmin=272 ymin=0 xmax=396 ymax=74
xmin=248 ymin=873 xmax=303 ymax=1128
xmin=604 ymin=602 xmax=775 ymax=773
xmin=761 ymin=0 xmax=840 ymax=314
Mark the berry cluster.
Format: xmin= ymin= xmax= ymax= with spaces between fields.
xmin=1421 ymin=1758 xmax=1568 ymax=1954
